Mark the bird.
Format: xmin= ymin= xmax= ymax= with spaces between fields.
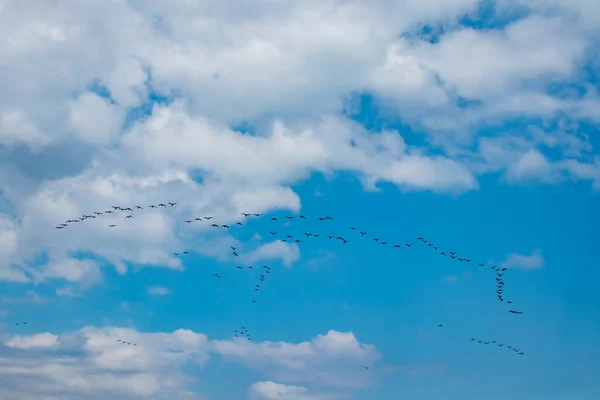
xmin=194 ymin=218 xmax=202 ymax=221
xmin=271 ymin=217 xmax=278 ymax=221
xmin=168 ymin=202 xmax=177 ymax=206
xmin=125 ymin=215 xmax=132 ymax=219
xmin=360 ymin=231 xmax=367 ymax=236
xmin=269 ymin=232 xmax=277 ymax=235
xmin=438 ymin=324 xmax=443 ymax=328
xmin=221 ymin=225 xmax=230 ymax=228
xmin=242 ymin=213 xmax=251 ymax=217
xmin=183 ymin=251 xmax=189 ymax=255
xmin=286 ymin=216 xmax=294 ymax=220
xmin=108 ymin=224 xmax=116 ymax=227
xmin=350 ymin=227 xmax=357 ymax=230
xmin=205 ymin=216 xmax=213 ymax=220
xmin=185 ymin=220 xmax=193 ymax=223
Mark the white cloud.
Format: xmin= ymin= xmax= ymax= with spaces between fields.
xmin=67 ymin=92 xmax=126 ymax=146
xmin=249 ymin=381 xmax=343 ymax=400
xmin=0 ymin=0 xmax=598 ymax=286
xmin=244 ymin=241 xmax=301 ymax=267
xmin=40 ymin=258 xmax=103 ymax=288
xmin=147 ymin=286 xmax=170 ymax=296
xmin=211 ymin=330 xmax=379 ymax=388
xmin=501 ymin=249 xmax=544 ymax=270
xmin=6 ymin=333 xmax=59 ymax=349
xmin=0 ymin=108 xmax=50 ymax=151
xmin=0 ymin=326 xmax=375 ymax=399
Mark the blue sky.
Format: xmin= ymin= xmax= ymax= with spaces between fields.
xmin=0 ymin=1 xmax=599 ymax=399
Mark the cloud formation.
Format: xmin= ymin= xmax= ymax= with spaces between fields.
xmin=0 ymin=327 xmax=375 ymax=399
xmin=501 ymin=249 xmax=545 ymax=270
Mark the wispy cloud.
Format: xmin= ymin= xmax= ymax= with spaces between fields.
xmin=501 ymin=249 xmax=544 ymax=270
xmin=2 ymin=290 xmax=46 ymax=304
xmin=443 ymin=276 xmax=458 ymax=285
xmin=147 ymin=286 xmax=170 ymax=296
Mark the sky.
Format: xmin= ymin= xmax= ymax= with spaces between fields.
xmin=0 ymin=0 xmax=599 ymax=399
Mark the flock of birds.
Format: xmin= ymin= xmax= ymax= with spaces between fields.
xmin=470 ymin=338 xmax=524 ymax=356
xmin=42 ymin=201 xmax=528 ymax=359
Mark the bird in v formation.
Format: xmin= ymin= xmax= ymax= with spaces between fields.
xmin=50 ymin=205 xmax=526 ymax=360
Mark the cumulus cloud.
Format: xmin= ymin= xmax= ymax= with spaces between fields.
xmin=0 ymin=327 xmax=375 ymax=399
xmin=0 ymin=0 xmax=597 ymax=398
xmin=244 ymin=241 xmax=301 ymax=267
xmin=67 ymin=92 xmax=126 ymax=146
xmin=211 ymin=330 xmax=379 ymax=388
xmin=0 ymin=0 xmax=599 ymax=288
xmin=501 ymin=249 xmax=544 ymax=270
xmin=6 ymin=333 xmax=59 ymax=350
